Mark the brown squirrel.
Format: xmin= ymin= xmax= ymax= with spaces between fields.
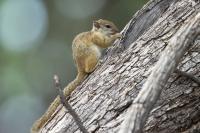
xmin=31 ymin=19 xmax=121 ymax=133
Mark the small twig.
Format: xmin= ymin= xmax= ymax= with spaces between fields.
xmin=53 ymin=75 xmax=89 ymax=133
xmin=175 ymin=69 xmax=200 ymax=86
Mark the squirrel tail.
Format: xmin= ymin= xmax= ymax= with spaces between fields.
xmin=31 ymin=71 xmax=87 ymax=133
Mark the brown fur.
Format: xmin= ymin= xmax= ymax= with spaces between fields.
xmin=31 ymin=19 xmax=121 ymax=133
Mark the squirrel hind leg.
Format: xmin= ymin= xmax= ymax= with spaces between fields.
xmin=84 ymin=55 xmax=99 ymax=73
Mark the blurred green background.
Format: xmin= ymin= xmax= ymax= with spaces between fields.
xmin=0 ymin=0 xmax=148 ymax=132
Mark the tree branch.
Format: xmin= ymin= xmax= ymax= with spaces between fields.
xmin=119 ymin=13 xmax=200 ymax=133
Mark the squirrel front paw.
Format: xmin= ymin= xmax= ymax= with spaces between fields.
xmin=112 ymin=33 xmax=122 ymax=39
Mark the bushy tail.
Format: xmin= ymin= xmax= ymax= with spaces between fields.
xmin=31 ymin=71 xmax=86 ymax=133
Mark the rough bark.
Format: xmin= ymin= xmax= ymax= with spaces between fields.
xmin=41 ymin=0 xmax=200 ymax=133
xmin=119 ymin=12 xmax=200 ymax=133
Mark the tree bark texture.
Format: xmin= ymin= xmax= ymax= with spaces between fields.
xmin=41 ymin=0 xmax=200 ymax=132
xmin=119 ymin=12 xmax=200 ymax=133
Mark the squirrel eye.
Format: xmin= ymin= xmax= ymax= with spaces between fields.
xmin=105 ymin=24 xmax=111 ymax=28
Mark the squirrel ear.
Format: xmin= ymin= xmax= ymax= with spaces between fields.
xmin=93 ymin=21 xmax=100 ymax=29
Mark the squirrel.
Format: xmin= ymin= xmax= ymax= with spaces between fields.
xmin=31 ymin=19 xmax=121 ymax=133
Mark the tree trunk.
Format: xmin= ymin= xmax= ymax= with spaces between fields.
xmin=41 ymin=0 xmax=200 ymax=132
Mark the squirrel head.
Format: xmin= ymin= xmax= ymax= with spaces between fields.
xmin=92 ymin=19 xmax=119 ymax=36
